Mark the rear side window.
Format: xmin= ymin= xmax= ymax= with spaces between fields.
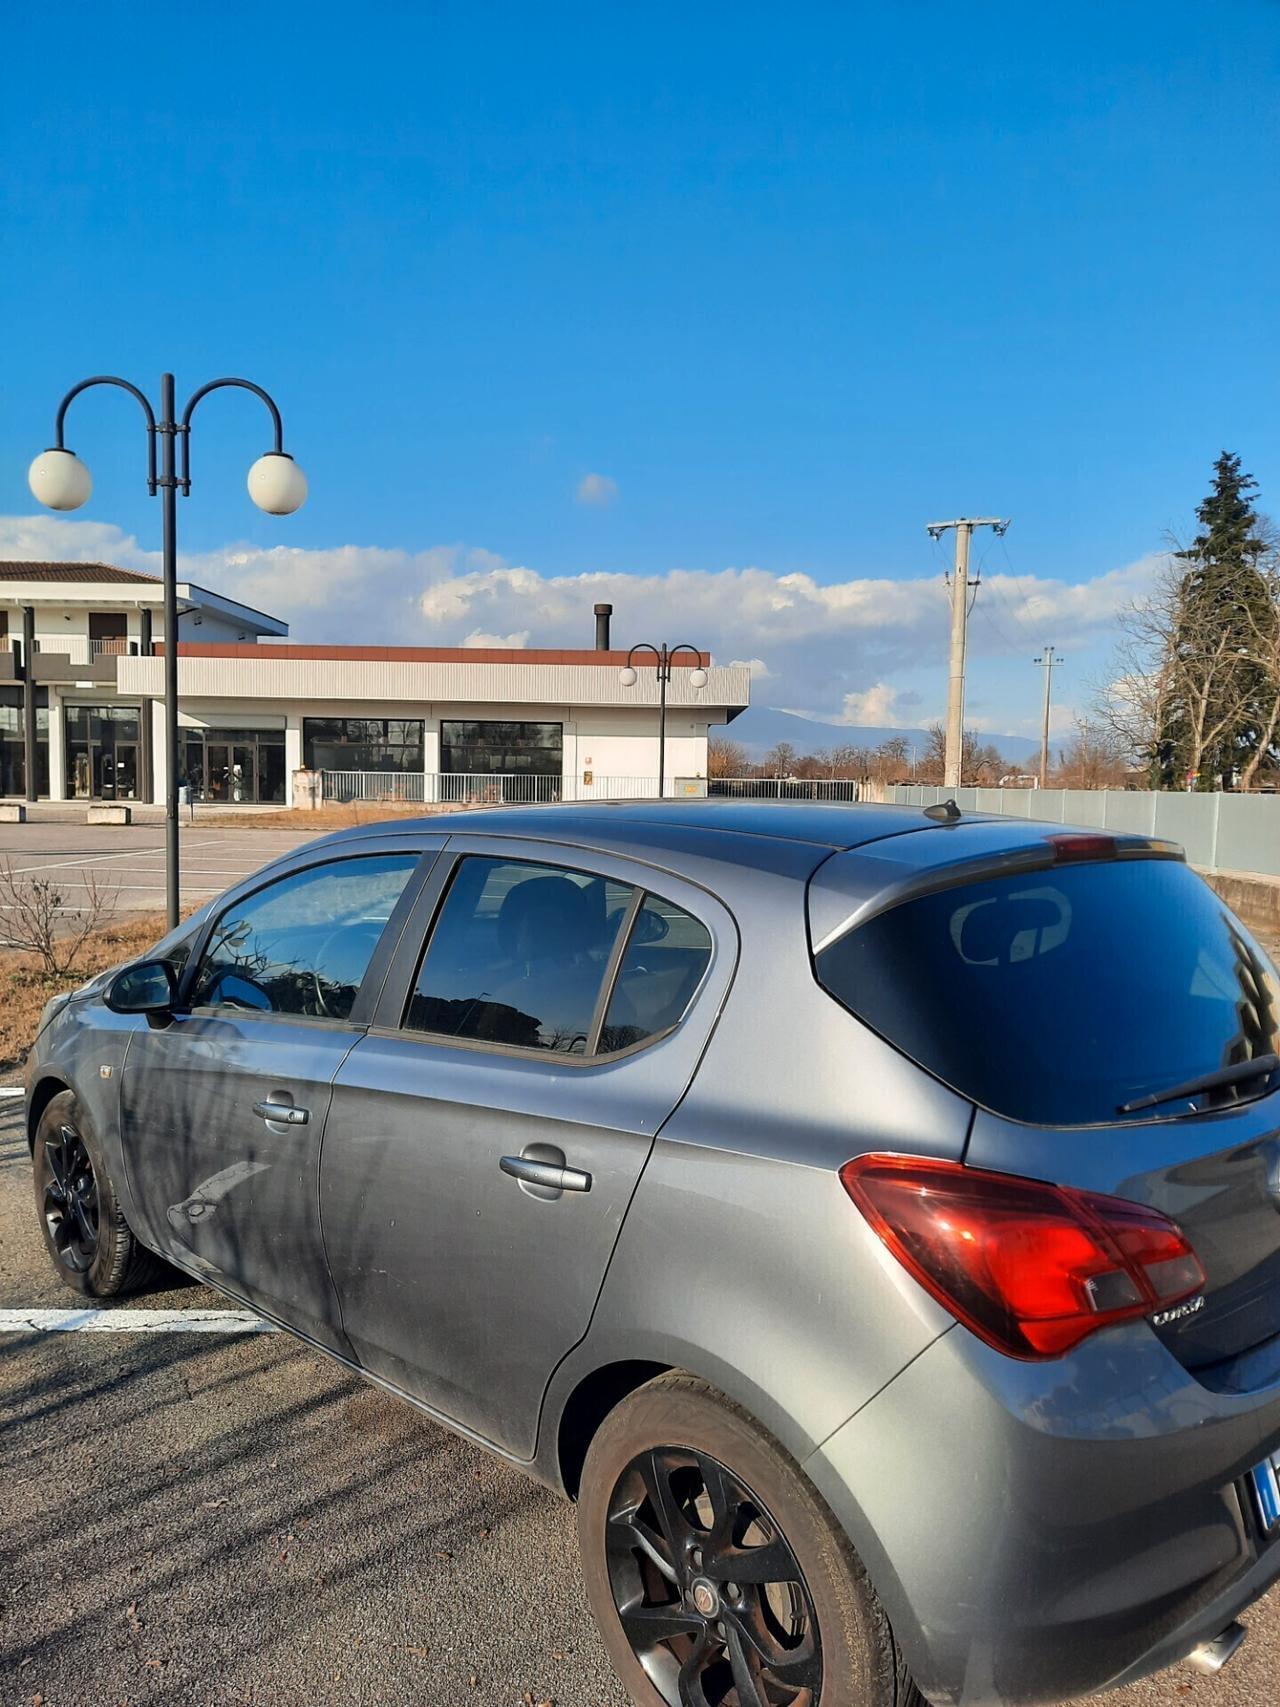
xmin=190 ymin=854 xmax=418 ymax=1021
xmin=600 ymin=894 xmax=713 ymax=1053
xmin=405 ymin=856 xmax=712 ymax=1057
xmin=406 ymin=858 xmax=631 ymax=1053
xmin=815 ymin=859 xmax=1280 ymax=1126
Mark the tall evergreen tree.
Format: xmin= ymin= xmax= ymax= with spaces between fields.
xmin=1158 ymin=452 xmax=1276 ymax=787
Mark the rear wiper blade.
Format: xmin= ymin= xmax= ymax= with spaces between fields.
xmin=1117 ymin=1053 xmax=1280 ymax=1116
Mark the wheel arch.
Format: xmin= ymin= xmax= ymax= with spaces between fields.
xmin=554 ymin=1359 xmax=673 ymax=1498
xmin=26 ymin=1072 xmax=72 ymax=1152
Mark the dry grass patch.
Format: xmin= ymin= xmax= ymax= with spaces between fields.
xmin=203 ymin=802 xmax=460 ymax=832
xmin=0 ymin=911 xmax=172 ymax=1077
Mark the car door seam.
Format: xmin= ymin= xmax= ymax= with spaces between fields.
xmin=314 ymin=1025 xmax=376 ymax=1354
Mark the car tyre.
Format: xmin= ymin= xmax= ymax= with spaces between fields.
xmin=578 ymin=1370 xmax=923 ymax=1707
xmin=33 ymin=1090 xmax=168 ymax=1297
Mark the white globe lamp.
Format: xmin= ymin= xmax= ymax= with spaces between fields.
xmin=618 ymin=665 xmax=639 ymax=687
xmin=689 ymin=667 xmax=709 ymax=689
xmin=247 ymin=452 xmax=308 ymax=516
xmin=29 ymin=448 xmax=92 ymax=511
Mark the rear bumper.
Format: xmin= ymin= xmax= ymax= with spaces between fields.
xmin=804 ymin=1322 xmax=1280 ymax=1706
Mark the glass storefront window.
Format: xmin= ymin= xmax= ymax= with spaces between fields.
xmin=182 ymin=728 xmax=287 ymax=804
xmin=66 ymin=703 xmax=139 ymax=801
xmin=302 ymin=718 xmax=425 ymax=773
xmin=0 ymin=689 xmax=49 ymax=797
xmin=440 ymin=720 xmax=563 ymax=777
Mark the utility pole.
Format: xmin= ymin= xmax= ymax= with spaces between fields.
xmin=926 ymin=517 xmax=1010 ymax=788
xmin=1033 ymin=645 xmax=1062 ymax=789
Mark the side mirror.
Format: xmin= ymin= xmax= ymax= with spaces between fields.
xmin=105 ymin=958 xmax=178 ymax=1015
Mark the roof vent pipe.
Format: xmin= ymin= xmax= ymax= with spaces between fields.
xmin=594 ymin=603 xmax=613 ymax=651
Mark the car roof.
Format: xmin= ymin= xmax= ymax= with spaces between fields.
xmin=319 ymin=798 xmax=998 ymax=877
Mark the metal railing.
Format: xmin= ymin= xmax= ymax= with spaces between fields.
xmin=709 ymin=776 xmax=862 ymax=801
xmin=90 ymin=636 xmax=132 ymax=657
xmin=318 ymin=772 xmax=700 ymax=806
xmin=319 ymin=770 xmax=566 ymax=805
xmin=436 ymin=773 xmax=563 ymax=805
xmin=317 ymin=771 xmax=870 ymax=808
xmin=569 ymin=774 xmax=663 ymax=800
xmin=320 ymin=770 xmax=427 ymax=803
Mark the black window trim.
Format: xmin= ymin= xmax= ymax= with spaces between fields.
xmin=177 ymin=841 xmax=442 ymax=1029
xmin=393 ymin=849 xmax=715 ymax=1067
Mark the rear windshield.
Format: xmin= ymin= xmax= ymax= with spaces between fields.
xmin=815 ymin=858 xmax=1280 ymax=1126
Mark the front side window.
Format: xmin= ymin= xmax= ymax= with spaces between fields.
xmin=406 ymin=857 xmax=714 ymax=1057
xmin=190 ymin=854 xmax=419 ymax=1021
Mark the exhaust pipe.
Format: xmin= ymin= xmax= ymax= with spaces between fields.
xmin=1187 ymin=1620 xmax=1246 ymax=1675
xmin=594 ymin=603 xmax=613 ymax=651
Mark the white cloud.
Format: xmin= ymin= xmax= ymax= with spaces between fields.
xmin=0 ymin=513 xmax=1162 ymax=732
xmin=839 ymin=681 xmax=900 ymax=725
xmin=461 ymin=628 xmax=531 ymax=649
xmin=728 ymin=657 xmax=774 ymax=679
xmin=575 ymin=472 xmax=618 ymax=508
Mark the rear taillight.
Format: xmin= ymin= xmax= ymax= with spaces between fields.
xmin=1046 ymin=832 xmax=1117 ymax=862
xmin=840 ymin=1154 xmax=1205 ymax=1359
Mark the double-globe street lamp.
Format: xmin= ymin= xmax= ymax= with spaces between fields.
xmin=28 ymin=373 xmax=306 ymax=928
xmin=618 ymin=641 xmax=708 ymax=799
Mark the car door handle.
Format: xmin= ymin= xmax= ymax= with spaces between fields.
xmin=253 ymin=1100 xmax=309 ymax=1126
xmin=499 ymin=1155 xmax=592 ymax=1193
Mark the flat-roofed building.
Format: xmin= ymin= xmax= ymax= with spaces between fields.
xmin=0 ymin=564 xmax=750 ymax=806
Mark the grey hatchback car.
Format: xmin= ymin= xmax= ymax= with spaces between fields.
xmin=25 ymin=801 xmax=1280 ymax=1706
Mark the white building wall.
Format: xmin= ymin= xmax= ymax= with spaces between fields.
xmin=567 ymin=708 xmax=710 ymax=794
xmin=46 ymin=686 xmax=66 ymax=801
xmin=137 ymin=695 xmax=721 ymax=801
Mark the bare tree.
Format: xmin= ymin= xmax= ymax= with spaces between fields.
xmin=708 ymin=736 xmax=748 ymax=778
xmin=1097 ymin=556 xmax=1259 ymax=787
xmin=917 ymin=723 xmax=1004 ymax=785
xmin=762 ymin=741 xmax=799 ymax=777
xmin=1054 ymin=720 xmax=1131 ymax=789
xmin=0 ymin=863 xmax=116 ymax=976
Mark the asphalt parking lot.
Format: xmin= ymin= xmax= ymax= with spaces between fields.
xmin=0 ymin=825 xmax=320 ymax=923
xmin=1 ymin=1088 xmax=1277 ymax=1707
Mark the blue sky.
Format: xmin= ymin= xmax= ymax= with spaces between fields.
xmin=2 ymin=1 xmax=1277 ymax=743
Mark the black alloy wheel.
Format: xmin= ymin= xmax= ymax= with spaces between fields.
xmin=32 ymin=1089 xmax=169 ymax=1297
xmin=606 ymin=1444 xmax=821 ymax=1707
xmin=39 ymin=1121 xmax=100 ymax=1274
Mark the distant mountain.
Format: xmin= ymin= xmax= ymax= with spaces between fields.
xmin=724 ymin=706 xmax=1039 ymax=764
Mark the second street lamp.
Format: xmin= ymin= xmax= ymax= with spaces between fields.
xmin=28 ymin=373 xmax=306 ymax=929
xmin=618 ymin=641 xmax=708 ymax=799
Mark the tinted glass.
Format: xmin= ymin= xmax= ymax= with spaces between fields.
xmin=600 ymin=894 xmax=713 ymax=1052
xmin=816 ymin=859 xmax=1280 ymax=1126
xmin=440 ymin=720 xmax=563 ymax=777
xmin=407 ymin=857 xmax=631 ymax=1052
xmin=191 ymin=855 xmax=418 ymax=1021
xmin=302 ymin=717 xmax=425 ymax=773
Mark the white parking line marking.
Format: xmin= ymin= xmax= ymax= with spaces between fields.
xmin=0 ymin=1307 xmax=277 ymax=1333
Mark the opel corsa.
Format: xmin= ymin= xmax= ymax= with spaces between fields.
xmin=25 ymin=801 xmax=1280 ymax=1707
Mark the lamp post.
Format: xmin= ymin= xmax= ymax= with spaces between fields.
xmin=29 ymin=374 xmax=306 ymax=929
xmin=618 ymin=642 xmax=708 ymax=799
